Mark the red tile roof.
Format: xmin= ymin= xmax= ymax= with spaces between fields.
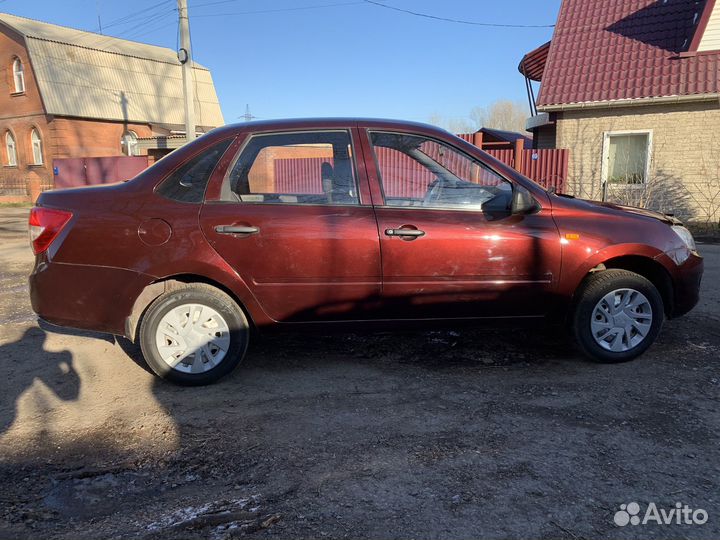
xmin=530 ymin=0 xmax=720 ymax=107
xmin=519 ymin=41 xmax=550 ymax=82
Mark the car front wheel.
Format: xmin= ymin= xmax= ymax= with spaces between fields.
xmin=573 ymin=269 xmax=664 ymax=363
xmin=139 ymin=284 xmax=249 ymax=385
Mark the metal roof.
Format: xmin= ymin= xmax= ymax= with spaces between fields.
xmin=524 ymin=0 xmax=720 ymax=107
xmin=0 ymin=13 xmax=224 ymax=128
xmin=518 ymin=41 xmax=550 ymax=82
xmin=477 ymin=127 xmax=532 ymax=148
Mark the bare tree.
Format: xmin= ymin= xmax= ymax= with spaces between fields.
xmin=469 ymin=100 xmax=529 ymax=132
xmin=428 ymin=100 xmax=530 ymax=134
xmin=427 ymin=113 xmax=475 ymax=134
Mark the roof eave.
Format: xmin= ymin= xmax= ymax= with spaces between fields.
xmin=538 ymin=93 xmax=720 ymax=111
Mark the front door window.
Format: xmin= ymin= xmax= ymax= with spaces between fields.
xmin=369 ymin=131 xmax=513 ymax=211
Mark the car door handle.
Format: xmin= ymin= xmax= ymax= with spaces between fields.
xmin=385 ymin=228 xmax=425 ymax=238
xmin=215 ymin=225 xmax=259 ymax=235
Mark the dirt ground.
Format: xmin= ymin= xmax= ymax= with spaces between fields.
xmin=0 ymin=206 xmax=719 ymax=540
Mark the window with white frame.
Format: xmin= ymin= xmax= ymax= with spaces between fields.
xmin=31 ymin=128 xmax=43 ymax=165
xmin=122 ymin=130 xmax=138 ymax=156
xmin=5 ymin=131 xmax=17 ymax=166
xmin=603 ymin=131 xmax=652 ymax=185
xmin=12 ymin=58 xmax=25 ymax=93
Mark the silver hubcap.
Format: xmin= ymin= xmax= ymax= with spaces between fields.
xmin=155 ymin=303 xmax=231 ymax=373
xmin=591 ymin=288 xmax=653 ymax=352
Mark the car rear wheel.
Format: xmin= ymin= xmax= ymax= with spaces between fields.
xmin=573 ymin=269 xmax=664 ymax=363
xmin=139 ymin=284 xmax=249 ymax=385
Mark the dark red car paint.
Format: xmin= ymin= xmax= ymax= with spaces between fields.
xmin=28 ymin=119 xmax=703 ymax=340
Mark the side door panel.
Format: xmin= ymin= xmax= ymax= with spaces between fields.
xmin=358 ymin=128 xmax=561 ymax=319
xmin=200 ymin=128 xmax=382 ymax=323
xmin=372 ymin=207 xmax=561 ymax=318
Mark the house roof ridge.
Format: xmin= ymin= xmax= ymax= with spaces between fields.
xmin=24 ymin=35 xmax=209 ymax=71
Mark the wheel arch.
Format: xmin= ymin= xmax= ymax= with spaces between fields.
xmin=576 ymin=255 xmax=674 ymax=317
xmin=124 ymin=274 xmax=258 ymax=342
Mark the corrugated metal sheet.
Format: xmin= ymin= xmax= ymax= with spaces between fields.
xmin=485 ymin=149 xmax=515 ymax=166
xmin=272 ymin=145 xmax=565 ymax=199
xmin=0 ymin=13 xmax=223 ymax=127
xmin=519 ymin=149 xmax=568 ymax=192
xmin=275 ymin=157 xmax=327 ymax=194
xmin=534 ymin=0 xmax=720 ymax=106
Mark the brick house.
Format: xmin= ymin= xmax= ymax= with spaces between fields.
xmin=519 ymin=0 xmax=720 ymax=224
xmin=0 ymin=13 xmax=223 ymax=194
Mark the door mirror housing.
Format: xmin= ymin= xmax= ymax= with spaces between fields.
xmin=511 ymin=185 xmax=540 ymax=215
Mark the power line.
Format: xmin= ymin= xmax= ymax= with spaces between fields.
xmin=363 ymin=0 xmax=555 ymax=28
xmin=118 ymin=10 xmax=175 ymax=39
xmin=99 ymin=0 xmax=174 ymax=31
xmin=190 ymin=1 xmax=364 ymax=17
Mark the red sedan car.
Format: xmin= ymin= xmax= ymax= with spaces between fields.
xmin=28 ymin=119 xmax=703 ymax=385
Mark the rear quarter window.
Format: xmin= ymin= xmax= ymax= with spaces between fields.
xmin=156 ymin=139 xmax=232 ymax=203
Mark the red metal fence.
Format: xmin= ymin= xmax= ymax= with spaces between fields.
xmin=273 ymin=138 xmax=569 ymax=197
xmin=53 ymin=156 xmax=149 ymax=189
xmin=457 ymin=133 xmax=569 ymax=192
xmin=275 ymin=157 xmax=326 ymax=194
xmin=42 ymin=136 xmax=567 ymax=197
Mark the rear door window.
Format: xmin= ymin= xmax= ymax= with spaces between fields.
xmin=221 ymin=131 xmax=359 ymax=205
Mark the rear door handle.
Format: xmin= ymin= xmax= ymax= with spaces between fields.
xmin=215 ymin=225 xmax=259 ymax=235
xmin=385 ymin=228 xmax=425 ymax=238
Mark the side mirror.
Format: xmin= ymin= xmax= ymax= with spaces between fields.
xmin=512 ymin=185 xmax=540 ymax=215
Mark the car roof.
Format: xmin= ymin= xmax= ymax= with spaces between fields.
xmin=215 ymin=117 xmax=453 ymax=135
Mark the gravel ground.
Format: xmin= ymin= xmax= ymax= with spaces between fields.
xmin=0 ymin=207 xmax=718 ymax=540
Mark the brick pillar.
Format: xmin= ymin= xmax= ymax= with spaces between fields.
xmin=28 ymin=177 xmax=42 ymax=203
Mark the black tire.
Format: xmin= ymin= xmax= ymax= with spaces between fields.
xmin=573 ymin=269 xmax=664 ymax=363
xmin=139 ymin=284 xmax=249 ymax=385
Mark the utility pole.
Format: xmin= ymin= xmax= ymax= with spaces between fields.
xmin=177 ymin=0 xmax=196 ymax=142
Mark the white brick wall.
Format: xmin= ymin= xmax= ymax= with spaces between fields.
xmin=554 ymin=101 xmax=720 ymax=223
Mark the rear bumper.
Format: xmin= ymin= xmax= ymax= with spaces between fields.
xmin=29 ymin=259 xmax=153 ymax=335
xmin=669 ymin=252 xmax=703 ymax=318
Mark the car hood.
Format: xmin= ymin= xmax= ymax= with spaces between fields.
xmin=555 ymin=195 xmax=682 ymax=225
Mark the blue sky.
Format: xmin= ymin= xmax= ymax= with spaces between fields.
xmin=2 ymin=0 xmax=560 ymax=124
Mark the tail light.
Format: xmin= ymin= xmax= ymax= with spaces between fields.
xmin=28 ymin=207 xmax=73 ymax=255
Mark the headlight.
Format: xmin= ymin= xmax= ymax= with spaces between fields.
xmin=671 ymin=225 xmax=696 ymax=252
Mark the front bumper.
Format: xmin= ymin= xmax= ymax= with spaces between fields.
xmin=669 ymin=252 xmax=703 ymax=318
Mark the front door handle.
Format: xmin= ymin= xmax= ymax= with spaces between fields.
xmin=215 ymin=225 xmax=259 ymax=235
xmin=385 ymin=228 xmax=425 ymax=238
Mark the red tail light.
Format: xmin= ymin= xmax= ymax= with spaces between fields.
xmin=28 ymin=207 xmax=73 ymax=255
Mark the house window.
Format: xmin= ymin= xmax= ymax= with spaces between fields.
xmin=603 ymin=131 xmax=652 ymax=185
xmin=12 ymin=58 xmax=25 ymax=93
xmin=31 ymin=128 xmax=43 ymax=165
xmin=122 ymin=130 xmax=138 ymax=156
xmin=5 ymin=131 xmax=17 ymax=166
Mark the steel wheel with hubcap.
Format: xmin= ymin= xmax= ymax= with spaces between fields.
xmin=573 ymin=269 xmax=664 ymax=363
xmin=155 ymin=303 xmax=231 ymax=374
xmin=590 ymin=288 xmax=653 ymax=352
xmin=140 ymin=284 xmax=249 ymax=385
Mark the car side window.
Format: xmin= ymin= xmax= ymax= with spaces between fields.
xmin=222 ymin=131 xmax=359 ymax=205
xmin=369 ymin=131 xmax=513 ymax=211
xmin=156 ymin=139 xmax=232 ymax=203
